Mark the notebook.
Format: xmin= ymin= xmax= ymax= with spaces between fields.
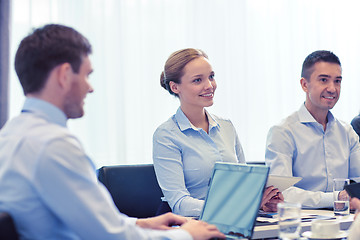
xmin=199 ymin=162 xmax=269 ymax=239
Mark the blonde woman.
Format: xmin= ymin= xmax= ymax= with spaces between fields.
xmin=153 ymin=48 xmax=283 ymax=217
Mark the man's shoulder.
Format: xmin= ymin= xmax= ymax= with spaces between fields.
xmin=1 ymin=114 xmax=72 ymax=144
xmin=271 ymin=110 xmax=301 ymax=130
xmin=266 ymin=110 xmax=306 ymax=145
xmin=333 ymin=117 xmax=354 ymax=133
xmin=0 ymin=115 xmax=80 ymax=174
xmin=30 ymin=115 xmax=70 ymax=137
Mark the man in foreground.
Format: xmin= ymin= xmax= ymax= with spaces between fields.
xmin=0 ymin=24 xmax=225 ymax=240
xmin=265 ymin=50 xmax=360 ymax=208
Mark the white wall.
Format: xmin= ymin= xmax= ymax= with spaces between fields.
xmin=10 ymin=0 xmax=360 ymax=167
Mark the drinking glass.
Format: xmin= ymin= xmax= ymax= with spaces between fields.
xmin=333 ymin=178 xmax=350 ymax=216
xmin=277 ymin=202 xmax=301 ymax=240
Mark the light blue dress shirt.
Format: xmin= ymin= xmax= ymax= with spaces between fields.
xmin=266 ymin=104 xmax=360 ymax=208
xmin=153 ymin=108 xmax=245 ymax=217
xmin=0 ymin=98 xmax=191 ymax=240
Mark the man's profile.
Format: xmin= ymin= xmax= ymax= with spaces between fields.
xmin=0 ymin=24 xmax=224 ymax=240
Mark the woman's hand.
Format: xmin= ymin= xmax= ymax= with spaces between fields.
xmin=260 ymin=186 xmax=284 ymax=212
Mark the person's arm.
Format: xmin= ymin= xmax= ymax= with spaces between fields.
xmin=348 ymin=125 xmax=360 ymax=183
xmin=351 ymin=115 xmax=360 ymax=140
xmin=136 ymin=212 xmax=226 ymax=240
xmin=34 ymin=135 xmax=192 ymax=240
xmin=234 ymin=129 xmax=246 ymax=164
xmin=136 ymin=212 xmax=188 ymax=230
xmin=180 ymin=219 xmax=226 ymax=240
xmin=281 ymin=186 xmax=334 ymax=208
xmin=265 ymin=125 xmax=332 ymax=208
xmin=153 ymin=129 xmax=204 ymax=217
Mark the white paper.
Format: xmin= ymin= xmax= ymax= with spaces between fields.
xmin=266 ymin=175 xmax=302 ymax=192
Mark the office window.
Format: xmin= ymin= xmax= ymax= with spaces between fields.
xmin=10 ymin=0 xmax=360 ymax=168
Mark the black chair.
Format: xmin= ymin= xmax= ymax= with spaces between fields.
xmin=98 ymin=164 xmax=171 ymax=218
xmin=0 ymin=212 xmax=19 ymax=240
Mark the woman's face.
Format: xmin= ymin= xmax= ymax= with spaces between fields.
xmin=170 ymin=57 xmax=217 ymax=111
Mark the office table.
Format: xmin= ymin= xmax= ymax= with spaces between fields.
xmin=252 ymin=209 xmax=354 ymax=239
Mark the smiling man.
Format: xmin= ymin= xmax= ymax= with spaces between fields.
xmin=265 ymin=50 xmax=360 ymax=208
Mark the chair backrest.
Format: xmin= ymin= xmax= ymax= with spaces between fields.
xmin=98 ymin=164 xmax=164 ymax=218
xmin=0 ymin=212 xmax=19 ymax=240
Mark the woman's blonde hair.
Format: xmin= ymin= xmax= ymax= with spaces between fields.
xmin=160 ymin=48 xmax=208 ymax=96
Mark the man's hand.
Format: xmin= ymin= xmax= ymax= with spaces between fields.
xmin=338 ymin=190 xmax=350 ymax=201
xmin=338 ymin=190 xmax=354 ymax=210
xmin=180 ymin=219 xmax=226 ymax=240
xmin=136 ymin=213 xmax=225 ymax=240
xmin=261 ymin=186 xmax=284 ymax=212
xmin=136 ymin=212 xmax=187 ymax=230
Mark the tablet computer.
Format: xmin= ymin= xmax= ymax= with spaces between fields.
xmin=266 ymin=175 xmax=302 ymax=192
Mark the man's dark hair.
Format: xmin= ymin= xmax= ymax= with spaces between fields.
xmin=15 ymin=24 xmax=92 ymax=94
xmin=301 ymin=50 xmax=341 ymax=81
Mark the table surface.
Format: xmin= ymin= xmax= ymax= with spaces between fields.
xmin=252 ymin=209 xmax=354 ymax=239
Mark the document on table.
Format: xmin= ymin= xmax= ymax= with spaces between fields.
xmin=256 ymin=212 xmax=335 ymax=224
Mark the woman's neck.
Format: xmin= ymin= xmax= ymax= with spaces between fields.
xmin=180 ymin=105 xmax=209 ymax=133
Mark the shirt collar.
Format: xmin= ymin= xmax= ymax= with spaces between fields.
xmin=175 ymin=107 xmax=219 ymax=132
xmin=298 ymin=103 xmax=335 ymax=124
xmin=22 ymin=97 xmax=68 ymax=127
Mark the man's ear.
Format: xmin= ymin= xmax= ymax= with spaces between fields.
xmin=56 ymin=63 xmax=73 ymax=90
xmin=300 ymin=77 xmax=309 ymax=93
xmin=169 ymin=81 xmax=180 ymax=94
